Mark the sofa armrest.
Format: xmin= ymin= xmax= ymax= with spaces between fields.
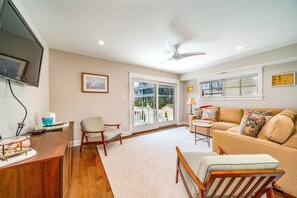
xmin=212 ymin=130 xmax=297 ymax=196
xmin=188 ymin=115 xmax=197 ymax=128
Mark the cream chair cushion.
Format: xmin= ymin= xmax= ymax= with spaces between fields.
xmin=81 ymin=116 xmax=121 ymax=141
xmin=180 ymin=152 xmax=218 ymax=198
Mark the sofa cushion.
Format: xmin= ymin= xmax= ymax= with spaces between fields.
xmin=192 ymin=119 xmax=215 ymax=124
xmin=219 ymin=108 xmax=243 ymax=124
xmin=282 ymin=132 xmax=297 ymax=149
xmin=211 ymin=122 xmax=238 ymax=131
xmin=197 ymin=154 xmax=280 ymax=183
xmin=201 ymin=109 xmax=217 ymax=121
xmin=227 ymin=125 xmax=240 ymax=133
xmin=240 ymin=113 xmax=266 ymax=137
xmin=259 ymin=114 xmax=295 ymax=144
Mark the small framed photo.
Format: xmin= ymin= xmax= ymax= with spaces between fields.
xmin=0 ymin=53 xmax=28 ymax=80
xmin=82 ymin=73 xmax=109 ymax=93
xmin=186 ymin=85 xmax=194 ymax=93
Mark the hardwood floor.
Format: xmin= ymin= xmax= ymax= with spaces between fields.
xmin=66 ymin=128 xmax=287 ymax=198
xmin=66 ymin=145 xmax=113 ymax=198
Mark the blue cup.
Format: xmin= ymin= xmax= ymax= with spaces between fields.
xmin=42 ymin=117 xmax=53 ymax=126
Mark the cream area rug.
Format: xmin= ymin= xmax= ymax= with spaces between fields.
xmin=97 ymin=127 xmax=212 ymax=198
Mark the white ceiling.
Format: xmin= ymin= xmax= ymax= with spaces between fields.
xmin=21 ymin=0 xmax=297 ymax=74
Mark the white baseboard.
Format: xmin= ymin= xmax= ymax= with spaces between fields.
xmin=177 ymin=121 xmax=186 ymax=125
xmin=72 ymin=131 xmax=132 ymax=147
xmin=72 ymin=140 xmax=81 ymax=147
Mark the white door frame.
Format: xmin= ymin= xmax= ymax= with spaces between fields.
xmin=129 ymin=72 xmax=180 ymax=133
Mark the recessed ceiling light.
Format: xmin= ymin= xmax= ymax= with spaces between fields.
xmin=236 ymin=46 xmax=243 ymax=50
xmin=98 ymin=40 xmax=105 ymax=45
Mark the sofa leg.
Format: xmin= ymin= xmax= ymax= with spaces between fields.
xmin=103 ymin=142 xmax=107 ymax=156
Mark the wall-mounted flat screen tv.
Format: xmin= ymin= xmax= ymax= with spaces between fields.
xmin=0 ymin=0 xmax=44 ymax=87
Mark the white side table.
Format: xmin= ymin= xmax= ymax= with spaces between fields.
xmin=192 ymin=122 xmax=212 ymax=147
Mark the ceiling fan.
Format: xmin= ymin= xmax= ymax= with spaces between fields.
xmin=162 ymin=40 xmax=206 ymax=63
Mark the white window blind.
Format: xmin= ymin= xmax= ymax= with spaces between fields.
xmin=200 ymin=74 xmax=259 ymax=98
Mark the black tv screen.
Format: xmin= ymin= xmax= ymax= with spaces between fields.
xmin=0 ymin=0 xmax=43 ymax=87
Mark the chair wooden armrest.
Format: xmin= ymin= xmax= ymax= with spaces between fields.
xmin=218 ymin=146 xmax=228 ymax=155
xmin=104 ymin=124 xmax=120 ymax=129
xmin=176 ymin=147 xmax=206 ymax=191
xmin=81 ymin=129 xmax=105 ymax=133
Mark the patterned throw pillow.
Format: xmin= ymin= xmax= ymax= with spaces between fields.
xmin=239 ymin=112 xmax=266 ymax=137
xmin=201 ymin=109 xmax=217 ymax=121
xmin=194 ymin=108 xmax=203 ymax=119
xmin=246 ymin=110 xmax=272 ymax=116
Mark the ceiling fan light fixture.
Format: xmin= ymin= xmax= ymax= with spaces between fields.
xmin=98 ymin=40 xmax=105 ymax=45
xmin=236 ymin=45 xmax=243 ymax=50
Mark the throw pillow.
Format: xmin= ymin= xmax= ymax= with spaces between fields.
xmin=194 ymin=108 xmax=203 ymax=119
xmin=259 ymin=114 xmax=295 ymax=144
xmin=201 ymin=109 xmax=217 ymax=121
xmin=246 ymin=110 xmax=272 ymax=116
xmin=280 ymin=109 xmax=297 ymax=121
xmin=239 ymin=113 xmax=266 ymax=137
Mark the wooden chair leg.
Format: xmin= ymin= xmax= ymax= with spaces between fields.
xmin=80 ymin=132 xmax=85 ymax=152
xmin=176 ymin=156 xmax=179 ymax=183
xmin=100 ymin=132 xmax=107 ymax=156
xmin=103 ymin=142 xmax=107 ymax=156
xmin=119 ymin=134 xmax=122 ymax=145
xmin=266 ymin=188 xmax=274 ymax=198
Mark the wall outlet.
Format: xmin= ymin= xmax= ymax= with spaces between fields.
xmin=123 ymin=122 xmax=127 ymax=126
xmin=122 ymin=94 xmax=127 ymax=99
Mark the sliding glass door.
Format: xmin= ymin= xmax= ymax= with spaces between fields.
xmin=133 ymin=81 xmax=157 ymax=128
xmin=158 ymin=84 xmax=175 ymax=123
xmin=131 ymin=79 xmax=176 ymax=132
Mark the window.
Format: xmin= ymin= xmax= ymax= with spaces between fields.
xmin=200 ymin=74 xmax=259 ymax=98
xmin=201 ymin=80 xmax=223 ymax=97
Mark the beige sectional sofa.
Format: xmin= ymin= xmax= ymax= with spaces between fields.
xmin=189 ymin=106 xmax=282 ymax=136
xmin=197 ymin=107 xmax=297 ymax=197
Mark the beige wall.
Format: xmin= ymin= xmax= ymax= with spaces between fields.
xmin=49 ymin=49 xmax=179 ymax=142
xmin=183 ymin=61 xmax=297 ymax=117
xmin=0 ymin=0 xmax=49 ymax=138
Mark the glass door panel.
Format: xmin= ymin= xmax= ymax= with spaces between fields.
xmin=158 ymin=84 xmax=175 ymax=123
xmin=133 ymin=81 xmax=157 ymax=127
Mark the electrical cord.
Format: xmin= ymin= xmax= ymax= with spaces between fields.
xmin=8 ymin=80 xmax=28 ymax=136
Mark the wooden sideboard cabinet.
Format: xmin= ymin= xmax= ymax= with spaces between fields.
xmin=0 ymin=122 xmax=74 ymax=198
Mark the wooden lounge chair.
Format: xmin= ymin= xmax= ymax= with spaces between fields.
xmin=80 ymin=116 xmax=122 ymax=156
xmin=176 ymin=146 xmax=285 ymax=198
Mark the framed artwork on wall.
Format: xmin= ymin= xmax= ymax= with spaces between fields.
xmin=0 ymin=53 xmax=28 ymax=81
xmin=271 ymin=72 xmax=295 ymax=87
xmin=186 ymin=85 xmax=194 ymax=93
xmin=82 ymin=72 xmax=109 ymax=93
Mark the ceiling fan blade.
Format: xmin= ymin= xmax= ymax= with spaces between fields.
xmin=180 ymin=52 xmax=206 ymax=58
xmin=164 ymin=40 xmax=175 ymax=52
xmin=160 ymin=57 xmax=175 ymax=64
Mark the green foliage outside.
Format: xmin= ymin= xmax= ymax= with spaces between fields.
xmin=134 ymin=97 xmax=173 ymax=109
